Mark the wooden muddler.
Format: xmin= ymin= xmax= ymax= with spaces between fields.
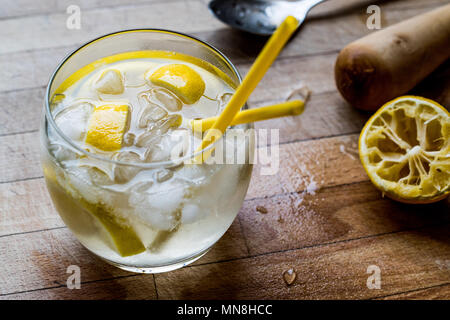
xmin=335 ymin=4 xmax=450 ymax=111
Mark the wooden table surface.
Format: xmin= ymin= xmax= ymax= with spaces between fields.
xmin=1 ymin=0 xmax=449 ymax=300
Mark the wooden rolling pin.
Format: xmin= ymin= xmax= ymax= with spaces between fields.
xmin=335 ymin=4 xmax=450 ymax=111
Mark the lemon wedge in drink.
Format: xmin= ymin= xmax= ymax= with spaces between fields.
xmin=81 ymin=200 xmax=146 ymax=257
xmin=85 ymin=104 xmax=129 ymax=151
xmin=359 ymin=96 xmax=450 ymax=204
xmin=43 ymin=165 xmax=146 ymax=257
xmin=148 ymin=64 xmax=205 ymax=104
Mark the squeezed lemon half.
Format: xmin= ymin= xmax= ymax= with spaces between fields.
xmin=148 ymin=64 xmax=205 ymax=104
xmin=359 ymin=96 xmax=450 ymax=203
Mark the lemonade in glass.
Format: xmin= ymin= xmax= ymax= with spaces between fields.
xmin=40 ymin=30 xmax=254 ymax=273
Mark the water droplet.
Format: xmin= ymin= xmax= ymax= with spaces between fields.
xmin=283 ymin=268 xmax=297 ymax=286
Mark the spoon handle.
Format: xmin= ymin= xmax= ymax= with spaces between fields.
xmin=291 ymin=0 xmax=328 ymax=22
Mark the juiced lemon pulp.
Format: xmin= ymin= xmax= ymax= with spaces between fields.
xmin=359 ymin=96 xmax=450 ymax=203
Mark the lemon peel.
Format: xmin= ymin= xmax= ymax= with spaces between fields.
xmin=148 ymin=64 xmax=205 ymax=104
xmin=85 ymin=104 xmax=129 ymax=151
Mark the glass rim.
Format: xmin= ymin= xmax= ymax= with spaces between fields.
xmin=44 ymin=28 xmax=244 ymax=169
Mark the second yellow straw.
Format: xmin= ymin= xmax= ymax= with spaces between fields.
xmin=195 ymin=16 xmax=299 ymax=161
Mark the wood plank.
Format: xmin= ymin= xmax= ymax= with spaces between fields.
xmin=0 ymin=0 xmax=179 ymax=19
xmin=0 ymin=88 xmax=44 ymax=136
xmin=0 ymin=228 xmax=128 ymax=295
xmin=0 ymin=275 xmax=155 ymax=300
xmin=376 ymin=284 xmax=450 ymax=300
xmin=0 ymin=1 xmax=222 ymax=55
xmin=0 ymin=1 xmax=442 ymax=93
xmin=154 ymin=225 xmax=450 ymax=299
xmin=306 ymin=0 xmax=450 ymax=17
xmin=240 ymin=181 xmax=450 ymax=255
xmin=1 ymin=0 xmax=443 ymax=55
xmin=0 ymin=0 xmax=448 ymax=300
xmin=2 ymin=4 xmax=449 ymax=137
xmin=247 ymin=134 xmax=366 ymax=199
xmin=201 ymin=2 xmax=446 ymax=63
xmin=0 ymin=178 xmax=61 ymax=237
xmin=3 ymin=0 xmax=444 ymax=20
xmin=1 ymin=1 xmax=446 ymax=138
xmin=253 ymin=91 xmax=367 ymax=145
xmin=0 ymin=132 xmax=41 ymax=183
xmin=0 ymin=219 xmax=246 ymax=295
xmin=3 ymin=223 xmax=449 ymax=299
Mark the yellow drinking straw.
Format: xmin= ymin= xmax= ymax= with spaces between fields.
xmin=192 ymin=99 xmax=304 ymax=132
xmin=195 ymin=16 xmax=299 ymax=162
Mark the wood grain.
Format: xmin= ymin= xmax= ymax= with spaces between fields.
xmin=0 ymin=0 xmax=445 ymax=137
xmin=0 ymin=178 xmax=61 ymax=237
xmin=0 ymin=228 xmax=128 ymax=295
xmin=0 ymin=3 xmax=440 ymax=93
xmin=0 ymin=0 xmax=449 ymax=300
xmin=154 ymin=225 xmax=450 ymax=299
xmin=0 ymin=0 xmax=180 ymax=19
xmin=376 ymin=283 xmax=450 ymax=300
xmin=241 ymin=181 xmax=450 ymax=255
xmin=0 ymin=132 xmax=41 ymax=183
xmin=0 ymin=1 xmax=223 ymax=55
xmin=0 ymin=220 xmax=246 ymax=296
xmin=3 ymin=224 xmax=449 ymax=299
xmin=0 ymin=275 xmax=156 ymax=300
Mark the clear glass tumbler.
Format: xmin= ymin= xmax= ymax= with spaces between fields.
xmin=40 ymin=30 xmax=254 ymax=273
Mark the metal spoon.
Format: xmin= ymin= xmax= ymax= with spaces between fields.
xmin=209 ymin=0 xmax=327 ymax=36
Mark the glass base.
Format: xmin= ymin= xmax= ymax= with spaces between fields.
xmin=92 ymin=247 xmax=211 ymax=274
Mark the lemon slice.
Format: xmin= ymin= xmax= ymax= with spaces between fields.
xmin=44 ymin=164 xmax=146 ymax=257
xmin=81 ymin=200 xmax=146 ymax=257
xmin=85 ymin=104 xmax=129 ymax=151
xmin=359 ymin=96 xmax=450 ymax=203
xmin=148 ymin=64 xmax=205 ymax=104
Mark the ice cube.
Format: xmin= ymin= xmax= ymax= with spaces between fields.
xmin=136 ymin=131 xmax=160 ymax=149
xmin=114 ymin=151 xmax=142 ymax=183
xmin=155 ymin=169 xmax=174 ymax=183
xmin=122 ymin=132 xmax=136 ymax=147
xmin=150 ymin=88 xmax=182 ymax=112
xmin=129 ymin=183 xmax=185 ymax=230
xmin=176 ymin=164 xmax=218 ymax=185
xmin=147 ymin=129 xmax=189 ymax=162
xmin=129 ymin=180 xmax=154 ymax=193
xmin=63 ymin=166 xmax=113 ymax=205
xmin=138 ymin=102 xmax=168 ymax=128
xmin=181 ymin=203 xmax=207 ymax=224
xmin=54 ymin=102 xmax=94 ymax=141
xmin=218 ymin=92 xmax=232 ymax=109
xmin=94 ymin=69 xmax=124 ymax=95
xmin=88 ymin=167 xmax=115 ymax=186
xmin=49 ymin=142 xmax=80 ymax=162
